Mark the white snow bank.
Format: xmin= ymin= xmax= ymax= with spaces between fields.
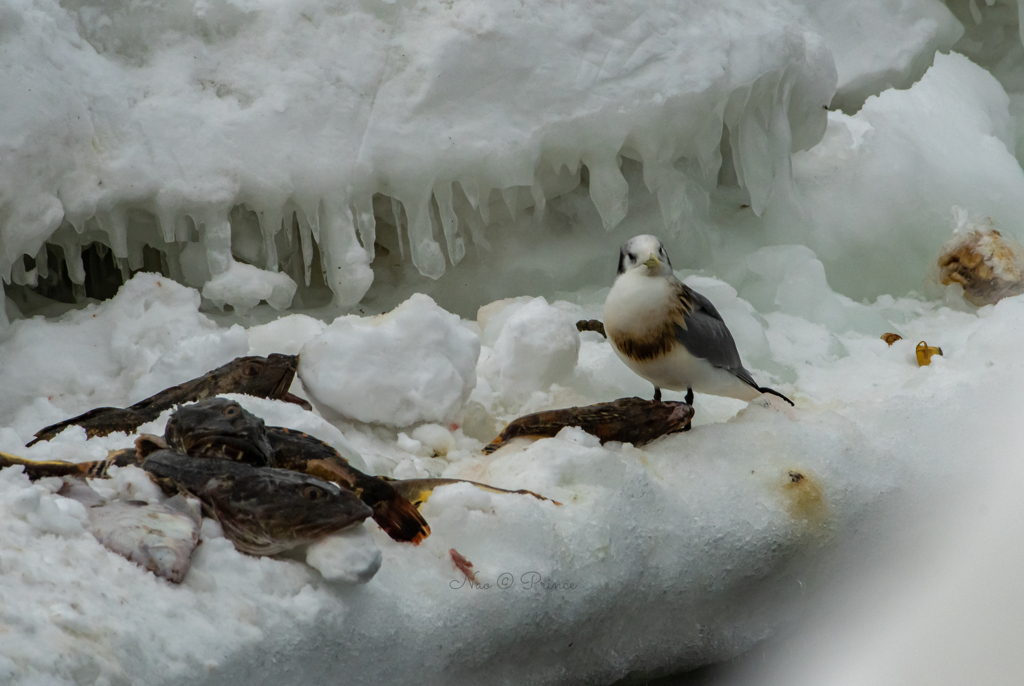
xmin=0 ymin=273 xmax=248 ymax=436
xmin=2 ymin=258 xmax=1024 ymax=684
xmin=2 ymin=0 xmax=852 ymax=311
xmin=760 ymin=52 xmax=1024 ymax=302
xmin=298 ymin=293 xmax=480 ymax=427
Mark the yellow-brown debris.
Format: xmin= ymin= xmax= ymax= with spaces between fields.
xmin=881 ymin=333 xmax=902 ymax=346
xmin=916 ymin=341 xmax=943 ymax=366
xmin=937 ymin=213 xmax=1024 ymax=306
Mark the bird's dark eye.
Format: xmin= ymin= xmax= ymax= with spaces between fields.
xmin=302 ymin=486 xmax=325 ymax=500
xmin=223 ymin=405 xmax=240 ymax=418
xmin=628 ymin=252 xmax=636 ymax=262
xmin=243 ymin=362 xmax=262 ymax=376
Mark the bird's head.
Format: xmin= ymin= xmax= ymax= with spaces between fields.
xmin=617 ymin=235 xmax=674 ymax=278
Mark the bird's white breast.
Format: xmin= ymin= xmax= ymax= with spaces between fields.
xmin=603 ymin=270 xmax=677 ymax=337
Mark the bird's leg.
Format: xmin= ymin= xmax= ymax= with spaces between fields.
xmin=653 ymin=387 xmax=662 ymax=402
xmin=681 ymin=387 xmax=694 ymax=431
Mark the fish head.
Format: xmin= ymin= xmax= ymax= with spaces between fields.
xmin=203 ymin=467 xmax=373 ymax=555
xmin=164 ymin=398 xmax=275 ymax=467
xmin=207 ymin=354 xmax=299 ymax=400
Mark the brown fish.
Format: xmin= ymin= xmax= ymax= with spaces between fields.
xmin=483 ymin=397 xmax=694 ymax=454
xmin=266 ymin=426 xmax=431 ymax=545
xmin=0 ymin=450 xmax=118 ymax=480
xmin=27 ymin=354 xmax=302 ymax=446
xmin=162 ymin=398 xmax=430 ymax=545
xmin=141 ymin=450 xmax=372 ymax=556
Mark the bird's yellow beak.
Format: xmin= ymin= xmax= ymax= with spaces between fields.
xmin=643 ymin=256 xmax=661 ymax=271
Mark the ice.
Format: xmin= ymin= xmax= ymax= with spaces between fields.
xmin=298 ymin=294 xmax=480 ymax=427
xmin=201 ymin=260 xmax=297 ymax=315
xmin=760 ymin=52 xmax=1024 ymax=302
xmin=0 ymin=0 xmax=849 ymax=312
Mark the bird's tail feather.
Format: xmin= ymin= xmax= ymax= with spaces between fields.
xmin=758 ymin=387 xmax=794 ymax=406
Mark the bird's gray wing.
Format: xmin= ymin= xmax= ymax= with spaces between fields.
xmin=673 ymin=285 xmax=759 ymax=389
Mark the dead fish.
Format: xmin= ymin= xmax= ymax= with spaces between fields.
xmin=141 ymin=450 xmax=372 ymax=556
xmin=383 ymin=477 xmax=560 ymax=508
xmin=0 ymin=450 xmax=117 ymax=480
xmin=265 ymin=426 xmax=431 ymax=544
xmin=57 ymin=481 xmax=202 ymax=583
xmin=163 ymin=398 xmax=274 ymax=467
xmin=483 ymin=397 xmax=694 ymax=454
xmin=87 ymin=496 xmax=201 ymax=584
xmin=161 ymin=398 xmax=431 ymax=544
xmin=576 ymin=319 xmax=607 ymax=337
xmin=28 ymin=354 xmax=303 ymax=446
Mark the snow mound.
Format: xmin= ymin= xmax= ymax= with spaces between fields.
xmin=761 ymin=52 xmax=1024 ymax=302
xmin=298 ymin=294 xmax=480 ymax=426
xmin=0 ymin=273 xmax=248 ymax=437
xmin=482 ymin=297 xmax=581 ymax=403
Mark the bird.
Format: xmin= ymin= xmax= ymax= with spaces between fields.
xmin=603 ymin=234 xmax=793 ymax=408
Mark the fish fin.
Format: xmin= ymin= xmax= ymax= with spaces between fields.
xmin=372 ymin=495 xmax=432 ymax=544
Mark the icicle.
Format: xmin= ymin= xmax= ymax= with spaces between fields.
xmin=644 ymin=163 xmax=689 ymax=231
xmin=433 ymin=182 xmax=465 ymax=266
xmin=390 ymin=197 xmax=405 ymax=260
xmin=478 ymin=187 xmax=491 ymax=226
xmin=290 ymin=207 xmax=315 ymax=287
xmin=320 ymin=200 xmax=374 ymax=309
xmin=0 ymin=281 xmax=8 ymax=334
xmin=61 ymin=241 xmax=86 ymax=285
xmin=299 ymin=200 xmax=322 ymax=246
xmin=35 ymin=245 xmax=49 ymax=280
xmin=117 ymin=257 xmax=132 ymax=282
xmin=404 ymin=195 xmax=446 ymax=279
xmin=453 ymin=183 xmax=491 ymax=251
xmin=582 ymin=154 xmax=629 ymax=230
xmin=258 ymin=208 xmax=283 ymax=273
xmin=11 ymin=254 xmax=37 ymax=287
xmin=198 ymin=210 xmax=233 ymax=276
xmin=352 ymin=194 xmax=376 ymax=263
xmin=95 ymin=210 xmax=129 ymax=259
xmin=156 ymin=206 xmax=177 ymax=244
xmin=460 ymin=178 xmax=481 ymax=211
xmin=530 ymin=180 xmax=546 ymax=217
xmin=501 ymin=187 xmax=518 ymax=220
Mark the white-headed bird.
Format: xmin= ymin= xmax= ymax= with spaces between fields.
xmin=603 ymin=235 xmax=793 ymax=407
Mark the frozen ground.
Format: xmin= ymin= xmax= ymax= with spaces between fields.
xmin=3 ymin=0 xmax=1024 ymax=684
xmin=1 ymin=261 xmax=1022 ymax=685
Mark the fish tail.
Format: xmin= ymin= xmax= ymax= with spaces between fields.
xmin=481 ymin=440 xmax=502 ymax=455
xmin=371 ymin=496 xmax=431 ymax=544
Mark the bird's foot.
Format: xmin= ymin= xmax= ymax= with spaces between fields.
xmin=684 ymin=388 xmax=694 ymax=405
xmin=653 ymin=387 xmax=662 ymax=402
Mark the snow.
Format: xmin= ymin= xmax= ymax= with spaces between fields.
xmin=1 ymin=0 xmax=1024 ymax=683
xmin=298 ymin=293 xmax=480 ymax=427
xmin=2 ymin=0 xmax=972 ymax=313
